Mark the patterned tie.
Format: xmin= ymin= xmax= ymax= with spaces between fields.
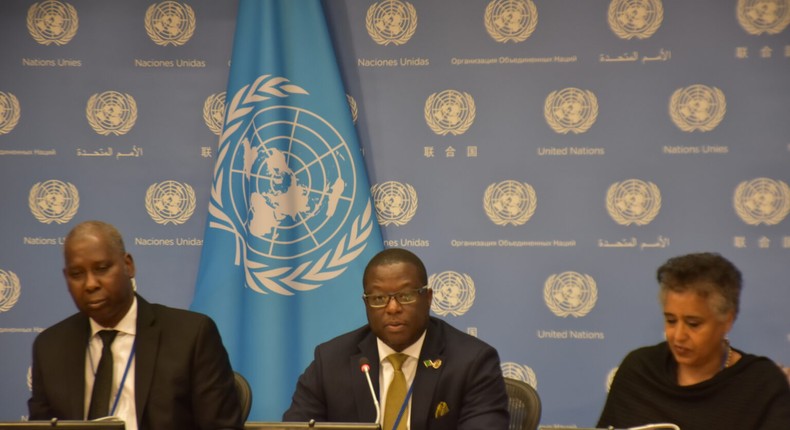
xmin=383 ymin=353 xmax=409 ymax=430
xmin=88 ymin=330 xmax=118 ymax=419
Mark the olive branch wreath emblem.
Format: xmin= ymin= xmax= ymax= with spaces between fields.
xmin=209 ymin=75 xmax=375 ymax=295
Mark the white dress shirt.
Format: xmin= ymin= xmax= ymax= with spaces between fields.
xmin=85 ymin=296 xmax=138 ymax=430
xmin=376 ymin=330 xmax=427 ymax=430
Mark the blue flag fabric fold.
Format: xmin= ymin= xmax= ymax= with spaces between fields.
xmin=191 ymin=0 xmax=383 ymax=419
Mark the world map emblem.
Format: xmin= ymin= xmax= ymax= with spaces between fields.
xmin=607 ymin=0 xmax=663 ymax=40
xmin=669 ymin=84 xmax=726 ymax=132
xmin=203 ymin=92 xmax=226 ymax=136
xmin=484 ymin=0 xmax=538 ymax=43
xmin=737 ymin=0 xmax=790 ymax=35
xmin=371 ymin=181 xmax=418 ymax=226
xmin=501 ymin=361 xmax=538 ymax=389
xmin=544 ymin=88 xmax=598 ymax=134
xmin=483 ymin=180 xmax=537 ymax=226
xmin=429 ymin=271 xmax=475 ymax=317
xmin=0 ymin=269 xmax=21 ymax=313
xmin=145 ymin=180 xmax=196 ymax=225
xmin=0 ymin=92 xmax=21 ymax=135
xmin=29 ymin=180 xmax=79 ymax=224
xmin=544 ymin=271 xmax=597 ymax=318
xmin=86 ymin=91 xmax=138 ymax=136
xmin=209 ymin=75 xmax=375 ymax=295
xmin=366 ymin=0 xmax=418 ymax=46
xmin=144 ymin=1 xmax=195 ymax=47
xmin=606 ymin=179 xmax=661 ymax=226
xmin=733 ymin=177 xmax=790 ymax=225
xmin=27 ymin=0 xmax=79 ymax=46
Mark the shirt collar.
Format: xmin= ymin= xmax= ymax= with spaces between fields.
xmin=89 ymin=295 xmax=138 ymax=337
xmin=376 ymin=328 xmax=427 ymax=363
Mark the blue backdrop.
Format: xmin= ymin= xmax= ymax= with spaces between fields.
xmin=1 ymin=0 xmax=788 ymax=427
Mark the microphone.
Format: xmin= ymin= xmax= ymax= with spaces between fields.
xmin=358 ymin=357 xmax=381 ymax=425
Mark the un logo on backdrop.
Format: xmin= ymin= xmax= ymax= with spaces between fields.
xmin=607 ymin=0 xmax=663 ymax=40
xmin=424 ymin=90 xmax=476 ymax=136
xmin=29 ymin=180 xmax=79 ymax=224
xmin=366 ymin=0 xmax=417 ymax=46
xmin=0 ymin=270 xmax=21 ymax=313
xmin=501 ymin=362 xmax=538 ymax=389
xmin=606 ymin=179 xmax=661 ymax=226
xmin=737 ymin=0 xmax=790 ymax=35
xmin=544 ymin=88 xmax=598 ymax=134
xmin=145 ymin=1 xmax=195 ymax=47
xmin=483 ymin=180 xmax=537 ymax=226
xmin=26 ymin=0 xmax=78 ymax=46
xmin=544 ymin=271 xmax=597 ymax=318
xmin=86 ymin=91 xmax=137 ymax=136
xmin=371 ymin=181 xmax=418 ymax=226
xmin=484 ymin=0 xmax=538 ymax=43
xmin=210 ymin=75 xmax=375 ymax=295
xmin=203 ymin=92 xmax=226 ymax=136
xmin=429 ymin=271 xmax=475 ymax=317
xmin=0 ymin=92 xmax=21 ymax=135
xmin=669 ymin=84 xmax=726 ymax=132
xmin=145 ymin=181 xmax=196 ymax=225
xmin=733 ymin=178 xmax=790 ymax=225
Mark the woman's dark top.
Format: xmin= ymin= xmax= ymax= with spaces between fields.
xmin=597 ymin=342 xmax=790 ymax=430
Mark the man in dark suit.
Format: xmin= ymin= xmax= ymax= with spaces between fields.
xmin=28 ymin=220 xmax=242 ymax=430
xmin=283 ymin=248 xmax=509 ymax=430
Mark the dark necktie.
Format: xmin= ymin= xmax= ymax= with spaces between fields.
xmin=383 ymin=353 xmax=409 ymax=430
xmin=88 ymin=330 xmax=118 ymax=419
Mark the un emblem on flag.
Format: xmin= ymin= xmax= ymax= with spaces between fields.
xmin=429 ymin=271 xmax=475 ymax=317
xmin=607 ymin=0 xmax=663 ymax=40
xmin=366 ymin=0 xmax=417 ymax=46
xmin=501 ymin=362 xmax=538 ymax=389
xmin=0 ymin=270 xmax=21 ymax=314
xmin=0 ymin=92 xmax=21 ymax=135
xmin=210 ymin=75 xmax=376 ymax=295
xmin=484 ymin=0 xmax=538 ymax=43
xmin=544 ymin=271 xmax=597 ymax=318
xmin=737 ymin=0 xmax=790 ymax=35
xmin=606 ymin=179 xmax=661 ymax=226
xmin=669 ymin=84 xmax=726 ymax=132
xmin=29 ymin=180 xmax=79 ymax=225
xmin=144 ymin=1 xmax=195 ymax=47
xmin=371 ymin=181 xmax=418 ymax=226
xmin=27 ymin=0 xmax=79 ymax=46
xmin=733 ymin=178 xmax=790 ymax=225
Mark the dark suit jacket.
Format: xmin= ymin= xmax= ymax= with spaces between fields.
xmin=283 ymin=317 xmax=509 ymax=430
xmin=28 ymin=294 xmax=243 ymax=430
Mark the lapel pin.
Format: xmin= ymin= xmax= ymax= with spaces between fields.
xmin=422 ymin=358 xmax=442 ymax=369
xmin=434 ymin=401 xmax=450 ymax=418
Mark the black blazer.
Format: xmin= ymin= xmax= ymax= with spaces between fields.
xmin=28 ymin=294 xmax=243 ymax=430
xmin=283 ymin=317 xmax=509 ymax=430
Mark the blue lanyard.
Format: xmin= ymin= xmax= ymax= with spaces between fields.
xmin=110 ymin=341 xmax=136 ymax=416
xmin=391 ymin=383 xmax=414 ymax=430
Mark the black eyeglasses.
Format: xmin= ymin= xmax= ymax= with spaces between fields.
xmin=362 ymin=286 xmax=431 ymax=308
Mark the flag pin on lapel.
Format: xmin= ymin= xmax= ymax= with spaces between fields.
xmin=434 ymin=401 xmax=450 ymax=418
xmin=422 ymin=358 xmax=442 ymax=369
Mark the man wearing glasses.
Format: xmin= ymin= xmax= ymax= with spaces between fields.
xmin=283 ymin=248 xmax=509 ymax=430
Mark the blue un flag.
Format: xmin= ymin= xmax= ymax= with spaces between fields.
xmin=191 ymin=0 xmax=383 ymax=420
